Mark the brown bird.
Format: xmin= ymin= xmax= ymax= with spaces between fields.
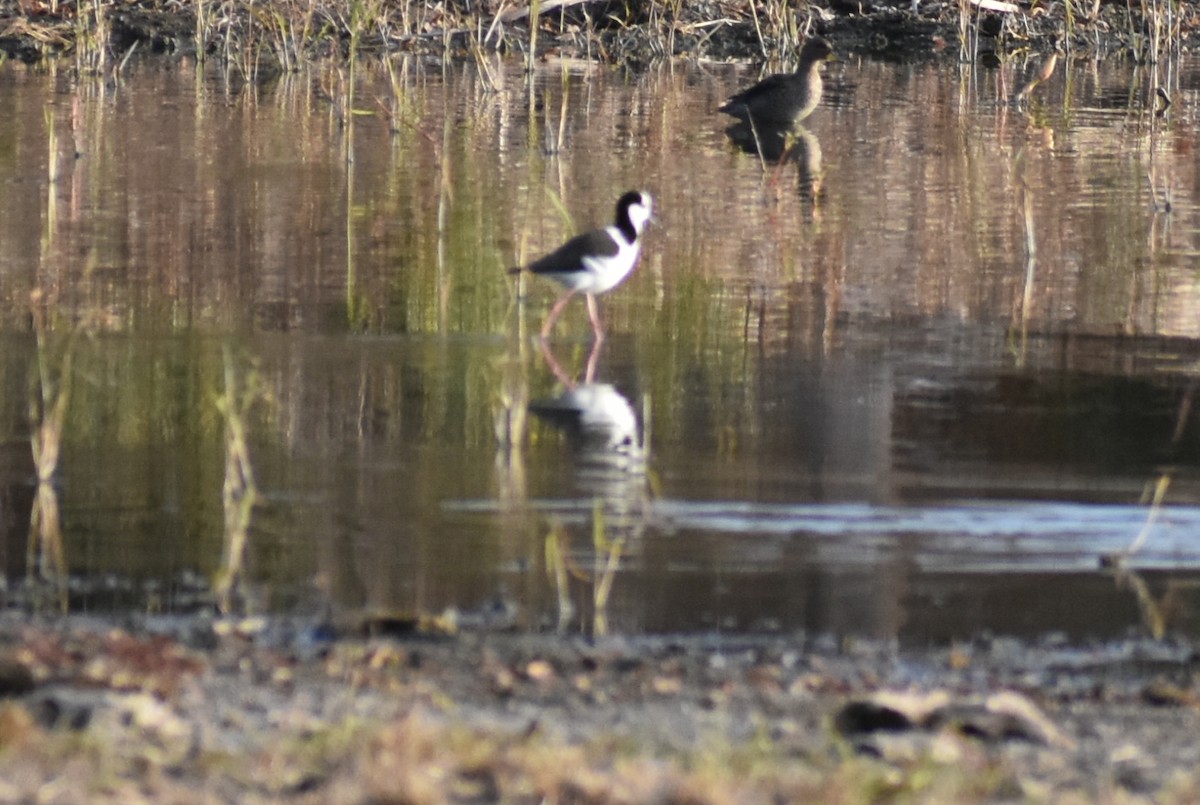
xmin=719 ymin=37 xmax=835 ymax=127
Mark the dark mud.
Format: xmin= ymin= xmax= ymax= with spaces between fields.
xmin=1 ymin=0 xmax=1196 ymax=67
xmin=1 ymin=612 xmax=1199 ymax=802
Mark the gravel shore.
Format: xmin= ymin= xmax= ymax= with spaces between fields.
xmin=1 ymin=613 xmax=1199 ymax=802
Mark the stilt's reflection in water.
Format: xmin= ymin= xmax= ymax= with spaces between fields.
xmin=725 ymin=122 xmax=823 ymax=202
xmin=530 ymin=339 xmax=646 ymax=483
xmin=530 ymin=339 xmax=653 ymax=633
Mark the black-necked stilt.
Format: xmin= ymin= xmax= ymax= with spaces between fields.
xmin=719 ymin=37 xmax=834 ymax=127
xmin=510 ymin=190 xmax=653 ymax=340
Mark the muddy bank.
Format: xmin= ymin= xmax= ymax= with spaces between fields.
xmin=1 ymin=0 xmax=1195 ymax=67
xmin=0 ymin=613 xmax=1198 ymax=802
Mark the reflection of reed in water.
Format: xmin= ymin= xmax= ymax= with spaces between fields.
xmin=725 ymin=122 xmax=823 ymax=199
xmin=213 ymin=345 xmax=266 ymax=615
xmin=27 ymin=293 xmax=77 ymax=613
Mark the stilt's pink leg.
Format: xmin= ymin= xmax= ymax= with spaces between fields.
xmin=541 ymin=291 xmax=578 ymax=339
xmin=585 ymin=293 xmax=605 ymax=341
xmin=584 ymin=337 xmax=603 ymax=384
xmin=539 ymin=338 xmax=573 ymax=386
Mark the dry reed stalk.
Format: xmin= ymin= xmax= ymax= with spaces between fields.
xmin=545 ymin=523 xmax=575 ymax=630
xmin=26 ymin=294 xmax=79 ymax=613
xmin=591 ymin=499 xmax=625 ymax=637
xmin=213 ymin=345 xmax=265 ymax=615
xmin=527 ymin=0 xmax=541 ymax=71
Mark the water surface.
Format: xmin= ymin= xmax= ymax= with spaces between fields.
xmin=1 ymin=52 xmax=1199 ymax=642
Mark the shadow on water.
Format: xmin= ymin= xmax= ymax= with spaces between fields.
xmin=1 ymin=52 xmax=1200 ymax=641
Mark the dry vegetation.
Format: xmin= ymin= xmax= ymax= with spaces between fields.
xmin=2 ymin=0 xmax=1199 ymax=75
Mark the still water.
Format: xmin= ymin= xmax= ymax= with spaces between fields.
xmin=1 ymin=51 xmax=1199 ymax=642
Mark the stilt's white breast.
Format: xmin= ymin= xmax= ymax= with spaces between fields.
xmin=579 ymin=227 xmax=641 ymax=294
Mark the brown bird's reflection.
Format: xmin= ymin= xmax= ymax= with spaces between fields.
xmin=725 ymin=121 xmax=823 ymax=201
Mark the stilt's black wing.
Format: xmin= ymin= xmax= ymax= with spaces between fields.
xmin=526 ymin=228 xmax=618 ymax=277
